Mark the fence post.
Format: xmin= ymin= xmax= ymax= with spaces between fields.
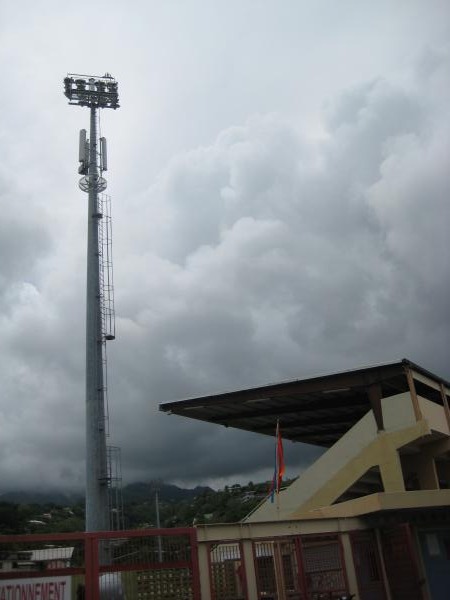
xmin=85 ymin=533 xmax=100 ymax=600
xmin=190 ymin=529 xmax=202 ymax=600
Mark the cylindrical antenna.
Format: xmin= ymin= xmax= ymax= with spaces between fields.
xmin=100 ymin=137 xmax=108 ymax=172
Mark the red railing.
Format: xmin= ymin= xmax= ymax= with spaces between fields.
xmin=0 ymin=527 xmax=200 ymax=600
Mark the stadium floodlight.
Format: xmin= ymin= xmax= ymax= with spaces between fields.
xmin=64 ymin=73 xmax=119 ymax=109
xmin=63 ymin=73 xmax=121 ymax=536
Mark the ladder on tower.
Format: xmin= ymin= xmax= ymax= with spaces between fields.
xmin=97 ymin=193 xmax=124 ymax=532
xmin=98 ymin=193 xmax=115 ymax=341
xmin=97 ymin=193 xmax=115 ymax=441
xmin=107 ymin=445 xmax=125 ymax=531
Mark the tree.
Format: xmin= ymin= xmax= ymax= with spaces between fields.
xmin=0 ymin=502 xmax=25 ymax=534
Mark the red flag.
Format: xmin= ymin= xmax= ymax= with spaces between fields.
xmin=276 ymin=421 xmax=285 ymax=493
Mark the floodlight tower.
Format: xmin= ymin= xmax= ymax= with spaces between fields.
xmin=63 ymin=74 xmax=119 ymax=532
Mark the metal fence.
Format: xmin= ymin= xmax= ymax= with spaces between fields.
xmin=209 ymin=542 xmax=246 ymax=600
xmin=205 ymin=534 xmax=349 ymax=600
xmin=0 ymin=527 xmax=200 ymax=600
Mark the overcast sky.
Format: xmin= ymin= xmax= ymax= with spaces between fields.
xmin=0 ymin=0 xmax=449 ymax=493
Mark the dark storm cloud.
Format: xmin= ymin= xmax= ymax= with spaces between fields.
xmin=104 ymin=52 xmax=450 ymax=486
xmin=0 ymin=1 xmax=449 ymax=492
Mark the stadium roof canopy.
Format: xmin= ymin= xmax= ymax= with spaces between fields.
xmin=159 ymin=359 xmax=449 ymax=448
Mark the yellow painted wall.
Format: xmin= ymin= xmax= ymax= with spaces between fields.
xmin=246 ymin=392 xmax=438 ymax=522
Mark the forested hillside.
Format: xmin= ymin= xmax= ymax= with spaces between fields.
xmin=0 ymin=480 xmax=279 ymax=534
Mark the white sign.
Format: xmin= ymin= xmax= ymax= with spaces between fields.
xmin=0 ymin=576 xmax=71 ymax=600
xmin=426 ymin=533 xmax=441 ymax=556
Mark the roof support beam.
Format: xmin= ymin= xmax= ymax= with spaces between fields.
xmin=368 ymin=383 xmax=384 ymax=431
xmin=439 ymin=383 xmax=450 ymax=431
xmin=405 ymin=366 xmax=423 ymax=421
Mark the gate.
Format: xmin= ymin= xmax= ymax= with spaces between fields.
xmin=418 ymin=528 xmax=450 ymax=600
xmin=253 ymin=538 xmax=305 ymax=600
xmin=251 ymin=534 xmax=348 ymax=600
xmin=0 ymin=527 xmax=200 ymax=600
xmin=208 ymin=542 xmax=247 ymax=600
xmin=350 ymin=531 xmax=386 ymax=600
xmin=380 ymin=524 xmax=423 ymax=600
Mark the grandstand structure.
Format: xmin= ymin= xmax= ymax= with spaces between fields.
xmin=161 ymin=358 xmax=450 ymax=600
xmin=2 ymin=358 xmax=448 ymax=598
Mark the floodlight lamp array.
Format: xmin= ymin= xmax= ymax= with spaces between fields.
xmin=64 ymin=73 xmax=119 ymax=109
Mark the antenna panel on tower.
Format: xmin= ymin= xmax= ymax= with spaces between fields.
xmin=100 ymin=137 xmax=108 ymax=171
xmin=79 ymin=129 xmax=87 ymax=162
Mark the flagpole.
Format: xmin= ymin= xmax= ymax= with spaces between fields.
xmin=276 ymin=419 xmax=283 ymax=518
xmin=269 ymin=418 xmax=285 ymax=516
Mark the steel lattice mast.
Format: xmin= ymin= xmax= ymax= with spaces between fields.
xmin=63 ymin=74 xmax=120 ymax=532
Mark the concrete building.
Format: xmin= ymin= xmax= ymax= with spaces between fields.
xmin=160 ymin=359 xmax=450 ymax=600
xmin=0 ymin=547 xmax=74 ymax=572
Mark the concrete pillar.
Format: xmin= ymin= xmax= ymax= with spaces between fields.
xmin=242 ymin=540 xmax=258 ymax=600
xmin=197 ymin=543 xmax=211 ymax=600
xmin=415 ymin=455 xmax=439 ymax=490
xmin=436 ymin=460 xmax=450 ymax=487
xmin=402 ymin=450 xmax=440 ymax=490
xmin=340 ymin=533 xmax=359 ymax=598
xmin=375 ymin=529 xmax=392 ymax=600
xmin=379 ymin=439 xmax=405 ymax=492
xmin=273 ymin=542 xmax=287 ymax=600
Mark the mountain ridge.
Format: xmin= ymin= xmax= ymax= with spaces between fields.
xmin=0 ymin=481 xmax=214 ymax=506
